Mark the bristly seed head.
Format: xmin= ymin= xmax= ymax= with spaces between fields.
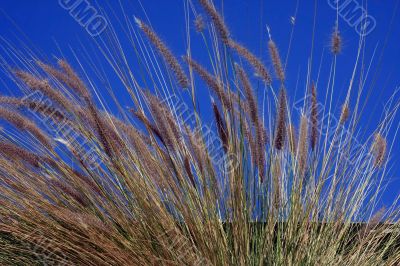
xmin=268 ymin=39 xmax=285 ymax=82
xmin=15 ymin=70 xmax=75 ymax=112
xmin=198 ymin=0 xmax=230 ymax=43
xmin=274 ymin=88 xmax=287 ymax=150
xmin=298 ymin=115 xmax=309 ymax=177
xmin=235 ymin=63 xmax=258 ymax=125
xmin=184 ymin=56 xmax=231 ymax=110
xmin=184 ymin=156 xmax=196 ymax=188
xmin=0 ymin=141 xmax=42 ymax=167
xmin=37 ymin=60 xmax=90 ymax=101
xmin=194 ymin=15 xmax=205 ymax=33
xmin=371 ymin=133 xmax=387 ymax=168
xmin=212 ymin=98 xmax=228 ymax=152
xmin=0 ymin=107 xmax=52 ymax=149
xmin=228 ymin=40 xmax=272 ymax=85
xmin=136 ymin=18 xmax=190 ymax=89
xmin=331 ymin=30 xmax=342 ymax=54
xmin=288 ymin=123 xmax=297 ymax=154
xmin=340 ymin=104 xmax=350 ymax=124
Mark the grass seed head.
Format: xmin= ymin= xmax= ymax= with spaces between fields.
xmin=331 ymin=30 xmax=342 ymax=54
xmin=136 ymin=18 xmax=190 ymax=89
xmin=274 ymin=88 xmax=287 ymax=150
xmin=268 ymin=39 xmax=285 ymax=82
xmin=372 ymin=133 xmax=387 ymax=167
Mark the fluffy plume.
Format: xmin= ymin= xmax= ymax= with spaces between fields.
xmin=256 ymin=121 xmax=266 ymax=181
xmin=194 ymin=15 xmax=205 ymax=33
xmin=135 ymin=18 xmax=189 ymax=89
xmin=184 ymin=56 xmax=231 ymax=110
xmin=145 ymin=93 xmax=181 ymax=150
xmin=268 ymin=40 xmax=285 ymax=82
xmin=58 ymin=60 xmax=89 ymax=98
xmin=0 ymin=96 xmax=23 ymax=106
xmin=298 ymin=115 xmax=309 ymax=177
xmin=131 ymin=109 xmax=165 ymax=145
xmin=184 ymin=125 xmax=205 ymax=173
xmin=49 ymin=179 xmax=88 ymax=206
xmin=38 ymin=60 xmax=90 ymax=100
xmin=235 ymin=64 xmax=266 ymax=179
xmin=288 ymin=123 xmax=297 ymax=154
xmin=212 ymin=99 xmax=228 ymax=152
xmin=0 ymin=141 xmax=42 ymax=167
xmin=184 ymin=156 xmax=196 ymax=188
xmin=340 ymin=104 xmax=350 ymax=124
xmin=331 ymin=30 xmax=342 ymax=54
xmin=371 ymin=133 xmax=387 ymax=167
xmin=70 ymin=169 xmax=102 ymax=195
xmin=87 ymin=102 xmax=122 ymax=159
xmin=272 ymin=157 xmax=281 ymax=210
xmin=274 ymin=88 xmax=287 ymax=150
xmin=242 ymin=120 xmax=257 ymax=166
xmin=198 ymin=0 xmax=230 ymax=43
xmin=28 ymin=101 xmax=66 ymax=121
xmin=228 ymin=40 xmax=272 ymax=84
xmin=200 ymin=0 xmax=271 ymax=83
xmin=15 ymin=71 xmax=75 ymax=112
xmin=0 ymin=107 xmax=52 ymax=148
xmin=110 ymin=116 xmax=152 ymax=148
xmin=0 ymin=96 xmax=65 ymax=122
xmin=235 ymin=64 xmax=258 ymax=124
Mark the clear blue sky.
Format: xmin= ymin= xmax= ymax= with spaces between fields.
xmin=0 ymin=0 xmax=399 ymax=208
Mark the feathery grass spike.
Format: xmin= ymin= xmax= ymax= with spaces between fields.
xmin=135 ymin=17 xmax=190 ymax=89
xmin=274 ymin=88 xmax=287 ymax=150
xmin=268 ymin=39 xmax=285 ymax=82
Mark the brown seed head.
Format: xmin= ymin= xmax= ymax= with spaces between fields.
xmin=184 ymin=56 xmax=231 ymax=110
xmin=212 ymin=99 xmax=228 ymax=152
xmin=235 ymin=64 xmax=258 ymax=125
xmin=0 ymin=96 xmax=23 ymax=106
xmin=331 ymin=30 xmax=342 ymax=54
xmin=15 ymin=71 xmax=75 ymax=112
xmin=340 ymin=104 xmax=350 ymax=124
xmin=371 ymin=133 xmax=387 ymax=167
xmin=0 ymin=107 xmax=52 ymax=149
xmin=274 ymin=88 xmax=287 ymax=150
xmin=256 ymin=120 xmax=266 ymax=182
xmin=49 ymin=179 xmax=88 ymax=206
xmin=194 ymin=15 xmax=205 ymax=33
xmin=184 ymin=156 xmax=196 ymax=188
xmin=0 ymin=141 xmax=42 ymax=167
xmin=132 ymin=109 xmax=165 ymax=145
xmin=228 ymin=40 xmax=272 ymax=84
xmin=87 ymin=102 xmax=122 ymax=159
xmin=198 ymin=0 xmax=230 ymax=43
xmin=135 ymin=18 xmax=189 ymax=89
xmin=268 ymin=40 xmax=285 ymax=82
xmin=145 ymin=93 xmax=180 ymax=150
xmin=298 ymin=115 xmax=309 ymax=177
xmin=38 ymin=60 xmax=91 ymax=100
xmin=288 ymin=123 xmax=297 ymax=154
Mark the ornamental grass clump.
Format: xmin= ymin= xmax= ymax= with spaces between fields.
xmin=0 ymin=1 xmax=399 ymax=265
